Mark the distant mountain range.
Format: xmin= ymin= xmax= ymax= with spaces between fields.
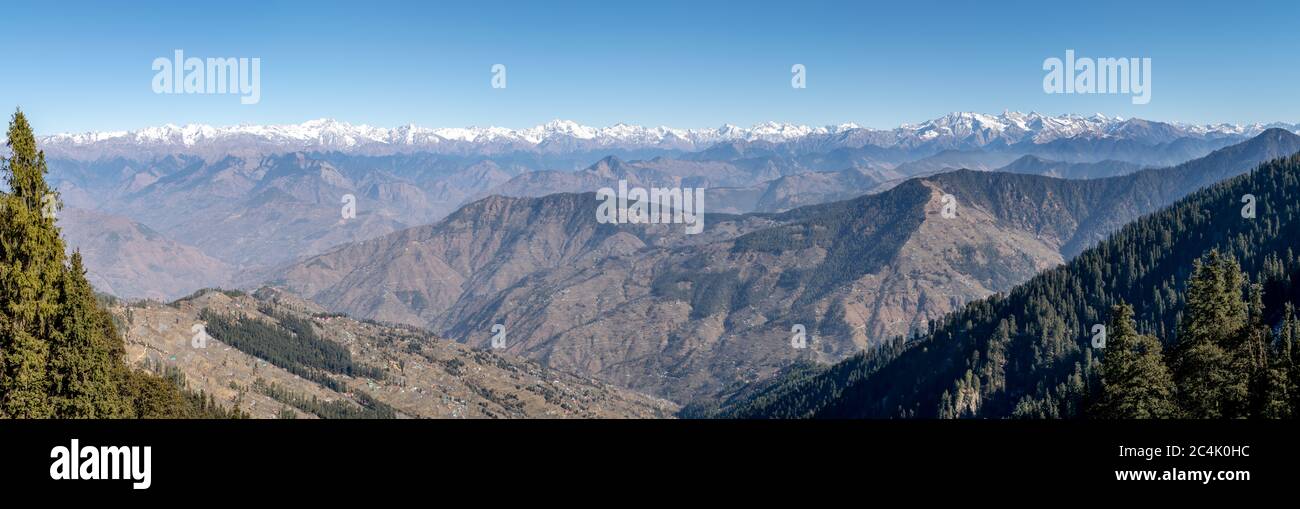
xmin=267 ymin=129 xmax=1300 ymax=402
xmin=37 ymin=112 xmax=1300 ymax=309
xmin=36 ymin=112 xmax=1299 ymax=159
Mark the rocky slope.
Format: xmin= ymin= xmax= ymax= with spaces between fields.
xmin=113 ymin=288 xmax=676 ymax=418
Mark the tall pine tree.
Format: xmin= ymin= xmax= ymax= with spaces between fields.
xmin=48 ymin=252 xmax=129 ymax=417
xmin=1173 ymin=251 xmax=1250 ymax=418
xmin=1272 ymin=305 xmax=1300 ymax=417
xmin=0 ymin=109 xmax=64 ymax=417
xmin=1095 ymin=303 xmax=1178 ymax=418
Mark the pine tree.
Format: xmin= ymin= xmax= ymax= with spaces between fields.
xmin=1096 ymin=303 xmax=1178 ymax=418
xmin=0 ymin=109 xmax=64 ymax=417
xmin=125 ymin=368 xmax=190 ymax=419
xmin=1260 ymin=355 xmax=1291 ymax=419
xmin=0 ymin=315 xmax=51 ymax=417
xmin=1241 ymin=281 xmax=1274 ymax=417
xmin=48 ymin=252 xmax=130 ymax=417
xmin=1173 ymin=251 xmax=1249 ymax=418
xmin=1279 ymin=305 xmax=1300 ymax=416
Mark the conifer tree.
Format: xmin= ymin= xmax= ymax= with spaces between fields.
xmin=1260 ymin=353 xmax=1291 ymax=419
xmin=1096 ymin=303 xmax=1178 ymax=418
xmin=1241 ymin=281 xmax=1274 ymax=417
xmin=1279 ymin=305 xmax=1300 ymax=416
xmin=0 ymin=315 xmax=51 ymax=417
xmin=1173 ymin=251 xmax=1249 ymax=418
xmin=48 ymin=252 xmax=130 ymax=417
xmin=0 ymin=109 xmax=64 ymax=417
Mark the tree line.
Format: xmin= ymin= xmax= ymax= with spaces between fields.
xmin=198 ymin=305 xmax=385 ymax=394
xmin=251 ymin=378 xmax=396 ymax=419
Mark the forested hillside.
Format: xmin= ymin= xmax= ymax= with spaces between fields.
xmin=717 ymin=152 xmax=1300 ymax=418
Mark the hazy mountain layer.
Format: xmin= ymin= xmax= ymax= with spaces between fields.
xmin=271 ymin=130 xmax=1300 ymax=402
xmin=58 ymin=208 xmax=234 ymax=300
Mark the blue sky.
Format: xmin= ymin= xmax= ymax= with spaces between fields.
xmin=2 ymin=0 xmax=1298 ymax=133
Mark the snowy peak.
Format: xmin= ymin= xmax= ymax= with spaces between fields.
xmin=36 ymin=112 xmax=1298 ymax=158
xmin=39 ymin=118 xmax=857 ymax=152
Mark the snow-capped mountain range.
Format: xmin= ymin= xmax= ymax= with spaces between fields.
xmin=39 ymin=118 xmax=862 ymax=150
xmin=33 ymin=111 xmax=1300 ymax=158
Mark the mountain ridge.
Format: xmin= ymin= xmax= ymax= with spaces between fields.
xmin=37 ymin=112 xmax=1298 ymax=159
xmin=715 ymin=150 xmax=1300 ymax=418
xmin=267 ymin=130 xmax=1300 ymax=402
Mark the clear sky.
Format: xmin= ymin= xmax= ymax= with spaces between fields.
xmin=2 ymin=0 xmax=1298 ymax=133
